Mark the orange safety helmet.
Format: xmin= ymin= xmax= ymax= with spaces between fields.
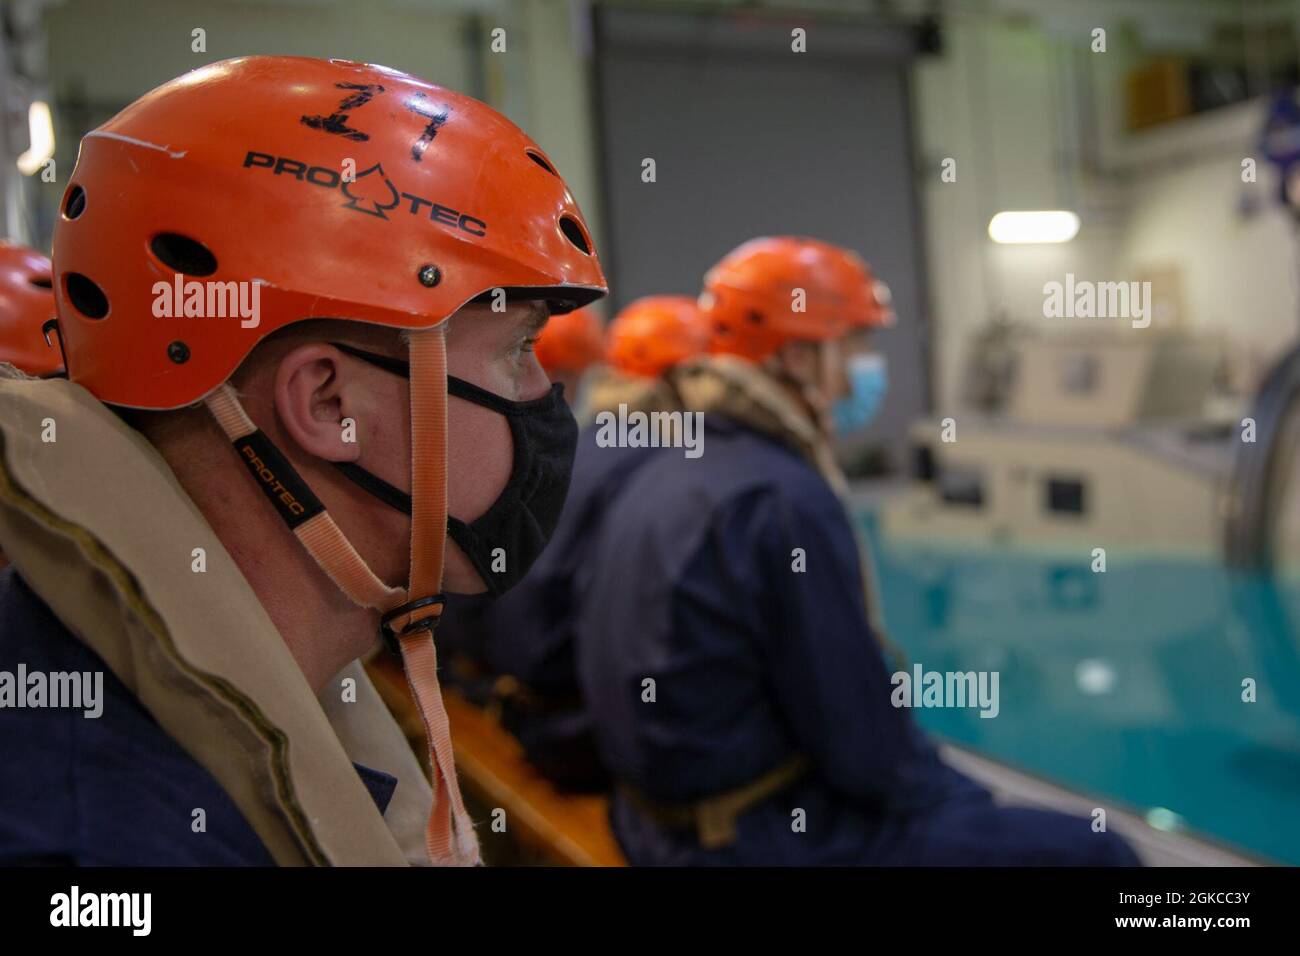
xmin=55 ymin=56 xmax=604 ymax=409
xmin=51 ymin=56 xmax=606 ymax=866
xmin=701 ymin=236 xmax=893 ymax=362
xmin=606 ymin=295 xmax=710 ymax=378
xmin=533 ymin=306 xmax=605 ymax=376
xmin=0 ymin=242 xmax=61 ymax=377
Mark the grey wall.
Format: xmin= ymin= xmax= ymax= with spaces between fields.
xmin=593 ymin=7 xmax=931 ymax=469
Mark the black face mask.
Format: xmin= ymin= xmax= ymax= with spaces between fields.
xmin=329 ymin=342 xmax=578 ymax=597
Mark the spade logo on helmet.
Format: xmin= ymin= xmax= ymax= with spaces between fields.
xmin=242 ymin=150 xmax=488 ymax=236
xmin=341 ymin=163 xmax=401 ymax=219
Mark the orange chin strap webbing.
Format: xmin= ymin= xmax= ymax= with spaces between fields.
xmin=399 ymin=328 xmax=479 ymax=865
xmin=204 ymin=326 xmax=480 ymax=866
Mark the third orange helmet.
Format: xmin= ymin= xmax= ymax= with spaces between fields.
xmin=701 ymin=237 xmax=892 ymax=362
xmin=606 ymin=295 xmax=709 ymax=378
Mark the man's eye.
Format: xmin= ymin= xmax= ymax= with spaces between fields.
xmin=520 ymin=336 xmax=539 ymax=353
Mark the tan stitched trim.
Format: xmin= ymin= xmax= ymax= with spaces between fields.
xmin=0 ymin=433 xmax=329 ymax=866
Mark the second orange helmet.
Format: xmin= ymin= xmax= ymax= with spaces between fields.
xmin=533 ymin=306 xmax=605 ymax=376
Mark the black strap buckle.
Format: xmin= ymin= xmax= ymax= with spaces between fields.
xmin=379 ymin=593 xmax=445 ymax=656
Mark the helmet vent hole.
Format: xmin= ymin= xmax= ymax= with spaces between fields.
xmin=65 ymin=273 xmax=109 ymax=320
xmin=28 ymin=276 xmax=52 ymax=289
xmin=151 ymin=233 xmax=218 ymax=277
xmin=526 ymin=149 xmax=557 ymax=175
xmin=559 ymin=215 xmax=591 ymax=255
xmin=747 ymin=310 xmax=764 ymax=324
xmin=63 ymin=185 xmax=86 ymax=220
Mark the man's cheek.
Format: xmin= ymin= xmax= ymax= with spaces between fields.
xmin=461 ymin=354 xmax=522 ymax=401
xmin=499 ymin=351 xmax=552 ymax=402
xmin=445 ymin=398 xmax=513 ymax=521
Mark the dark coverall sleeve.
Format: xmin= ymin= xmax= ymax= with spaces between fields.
xmin=663 ymin=478 xmax=1140 ymax=865
xmin=716 ymin=480 xmax=925 ymax=807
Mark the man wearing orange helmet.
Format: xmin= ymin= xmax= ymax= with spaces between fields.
xmin=0 ymin=57 xmax=604 ymax=865
xmin=576 ymin=238 xmax=1139 ymax=866
xmin=436 ymin=295 xmax=710 ymax=791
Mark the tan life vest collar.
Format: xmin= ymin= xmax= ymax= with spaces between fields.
xmin=0 ymin=366 xmax=434 ymax=864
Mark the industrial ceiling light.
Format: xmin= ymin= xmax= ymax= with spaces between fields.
xmin=17 ymin=101 xmax=55 ymax=176
xmin=988 ymin=210 xmax=1080 ymax=244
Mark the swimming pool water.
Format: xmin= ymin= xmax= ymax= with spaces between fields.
xmin=862 ymin=514 xmax=1300 ymax=864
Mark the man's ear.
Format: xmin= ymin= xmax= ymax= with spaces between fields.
xmin=769 ymin=340 xmax=820 ymax=389
xmin=273 ymin=343 xmax=361 ymax=464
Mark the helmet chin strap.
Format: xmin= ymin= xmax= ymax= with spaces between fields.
xmin=398 ymin=328 xmax=480 ymax=865
xmin=204 ymin=326 xmax=480 ymax=866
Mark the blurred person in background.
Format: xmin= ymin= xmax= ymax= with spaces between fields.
xmin=576 ymin=237 xmax=1140 ymax=866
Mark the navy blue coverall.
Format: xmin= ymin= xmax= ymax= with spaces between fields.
xmin=576 ymin=415 xmax=1140 ymax=866
xmin=0 ymin=567 xmax=396 ymax=865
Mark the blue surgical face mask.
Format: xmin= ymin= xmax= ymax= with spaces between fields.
xmin=833 ymin=352 xmax=887 ymax=434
